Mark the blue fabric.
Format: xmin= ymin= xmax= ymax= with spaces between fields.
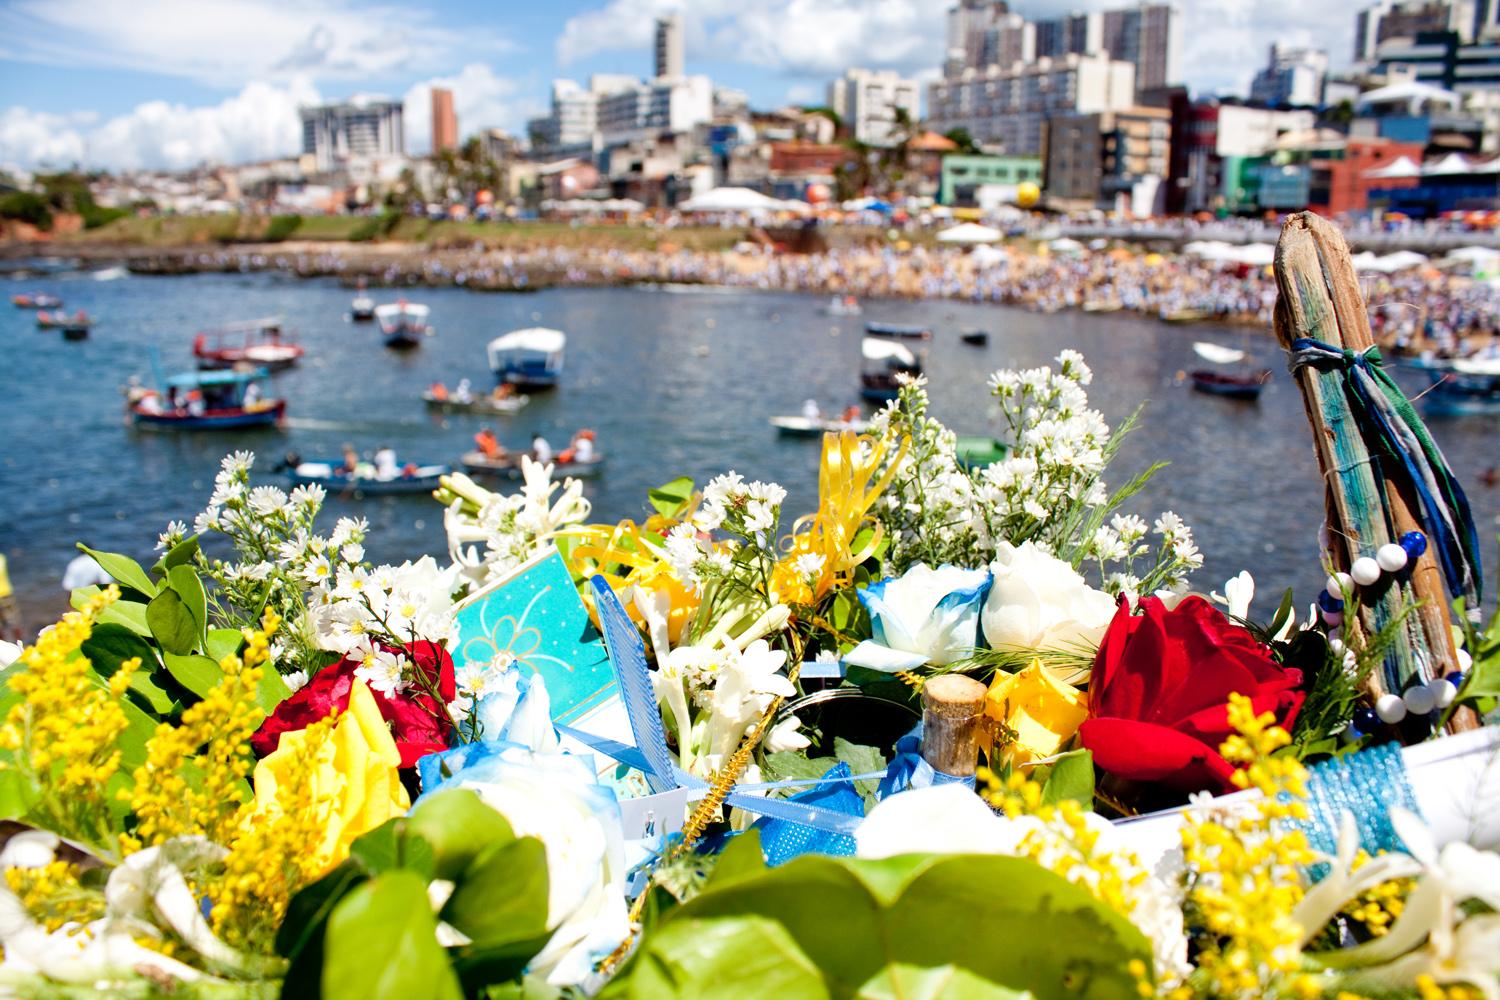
xmin=1293 ymin=741 xmax=1422 ymax=868
xmin=877 ymin=727 xmax=977 ymax=799
xmin=755 ymin=762 xmax=864 ymax=866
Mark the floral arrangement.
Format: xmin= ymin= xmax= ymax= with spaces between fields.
xmin=1 ymin=350 xmax=1497 ymax=1000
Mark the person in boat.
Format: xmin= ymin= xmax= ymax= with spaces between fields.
xmin=474 ymin=427 xmax=505 ymax=460
xmin=429 ymin=381 xmax=449 ymax=402
xmin=801 ymin=398 xmax=822 ymax=420
xmin=455 ymin=379 xmax=474 ymax=404
xmin=186 ymin=390 xmax=206 ymax=418
xmin=531 ymin=431 xmax=553 ymax=464
xmin=374 ymin=445 xmax=399 ymax=481
xmin=491 ymin=383 xmax=516 ymax=401
xmin=243 ymin=380 xmax=261 ymax=409
xmin=571 ymin=429 xmax=595 ymax=463
xmin=339 ymin=443 xmax=360 ymax=476
xmin=839 ymin=404 xmax=860 ymax=424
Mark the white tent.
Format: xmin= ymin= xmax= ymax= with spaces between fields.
xmin=1047 ymin=237 xmax=1085 ymax=254
xmin=968 ymin=243 xmax=1007 ymax=266
xmin=936 ymin=222 xmax=1002 ymax=244
xmin=1183 ymin=240 xmax=1236 ymax=259
xmin=679 ymin=187 xmax=785 ymax=213
xmin=861 ymin=338 xmax=917 ymax=366
xmin=1232 ymin=243 xmax=1275 ymax=267
xmin=1446 ymin=245 xmax=1500 ymax=263
xmin=1363 ymin=156 xmax=1422 ymax=180
xmin=1424 ymin=153 xmax=1472 ymax=176
xmin=1378 ymin=250 xmax=1429 ymax=271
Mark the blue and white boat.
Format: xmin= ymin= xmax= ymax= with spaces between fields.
xmin=287 ymin=459 xmax=451 ymax=495
xmin=1423 ymin=357 xmax=1500 ymax=416
xmin=487 ymin=327 xmax=566 ymax=391
xmin=375 ymin=300 xmax=431 ymax=349
xmin=127 ymin=367 xmax=285 ymax=430
xmin=859 ymin=337 xmax=922 ymax=402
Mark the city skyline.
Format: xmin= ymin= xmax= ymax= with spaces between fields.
xmin=0 ymin=0 xmax=1362 ymax=173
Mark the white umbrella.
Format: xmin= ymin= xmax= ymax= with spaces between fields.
xmin=679 ymin=187 xmax=784 ymax=213
xmin=1377 ymin=250 xmax=1429 ymax=271
xmin=1193 ymin=342 xmax=1246 ymax=365
xmin=1446 ymin=246 xmax=1500 ymax=262
xmin=1046 ymin=237 xmax=1085 ymax=253
xmin=1230 ymin=243 xmax=1275 ymax=267
xmin=969 ymin=243 xmax=1007 ymax=266
xmin=936 ymin=222 xmax=1002 ymax=244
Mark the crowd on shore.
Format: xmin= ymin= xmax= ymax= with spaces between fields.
xmin=78 ymin=237 xmax=1500 ymax=355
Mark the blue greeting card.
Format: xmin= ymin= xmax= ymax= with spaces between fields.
xmin=452 ymin=547 xmax=617 ymax=726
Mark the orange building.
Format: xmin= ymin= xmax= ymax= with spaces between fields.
xmin=1308 ymin=138 xmax=1424 ymax=216
xmin=431 ymin=87 xmax=458 ymax=153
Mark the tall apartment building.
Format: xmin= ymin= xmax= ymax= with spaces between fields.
xmin=946 ymin=2 xmax=1178 ymax=97
xmin=431 ymin=87 xmax=458 ymax=153
xmin=1046 ymin=105 xmax=1171 ymax=209
xmin=1249 ymin=44 xmax=1329 ymax=107
xmin=654 ymin=13 xmax=684 ymax=78
xmin=595 ymin=75 xmax=713 ymax=145
xmin=527 ymin=80 xmax=600 ymax=156
xmin=928 ymin=52 xmax=1137 ymax=154
xmin=828 ymin=68 xmax=921 ymax=144
xmin=300 ymin=99 xmax=405 ymax=171
xmin=1356 ymin=0 xmax=1478 ymax=61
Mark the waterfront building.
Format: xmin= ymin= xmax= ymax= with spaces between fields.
xmin=938 ymin=153 xmax=1042 ymax=205
xmin=1250 ymin=44 xmax=1329 ymax=107
xmin=300 ymin=98 xmax=405 ymax=172
xmin=1045 ymin=106 xmax=1169 ymax=213
xmin=828 ymin=68 xmax=921 ymax=145
xmin=431 ymin=87 xmax=458 ymax=153
xmin=928 ymin=52 xmax=1136 ymax=155
xmin=655 ymin=13 xmax=684 ymax=79
xmin=1164 ymin=98 xmax=1316 ymax=214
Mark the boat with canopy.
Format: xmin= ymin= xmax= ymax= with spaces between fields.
xmin=193 ymin=316 xmax=303 ymax=370
xmin=375 ymin=301 xmax=431 ymax=349
xmin=127 ymin=366 xmax=285 ymax=430
xmin=860 ymin=337 xmax=922 ymax=402
xmin=487 ymin=328 xmax=566 ymax=390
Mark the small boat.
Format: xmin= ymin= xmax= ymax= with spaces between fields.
xmin=127 ymin=367 xmax=285 ymax=430
xmin=194 ymin=317 xmax=303 ymax=370
xmin=960 ymin=329 xmax=989 ymax=346
xmin=954 ymin=436 xmax=1008 ymax=470
xmin=375 ymin=301 xmax=431 ymax=349
xmin=1164 ymin=308 xmax=1211 ymax=324
xmin=770 ymin=415 xmax=871 ymax=437
xmin=865 ymin=322 xmax=932 ymax=341
xmin=91 ymin=265 xmax=128 ymax=281
xmin=1190 ymin=369 xmax=1271 ymax=400
xmin=1083 ymin=300 xmax=1122 ymax=313
xmin=827 ymin=295 xmax=862 ymax=316
xmin=351 ymin=294 xmax=376 ymax=321
xmin=422 ymin=390 xmax=530 ymax=415
xmin=1422 ymin=360 xmax=1500 ymax=416
xmin=460 ymin=450 xmax=605 ymax=479
xmin=488 ymin=327 xmax=565 ymax=391
xmin=13 ymin=293 xmax=62 ymax=309
xmin=860 ymin=337 xmax=923 ymax=403
xmin=287 ymin=459 xmax=451 ymax=495
xmin=37 ymin=309 xmax=91 ymax=334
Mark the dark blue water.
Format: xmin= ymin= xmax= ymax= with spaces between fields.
xmin=4 ymin=268 xmax=1498 ymax=628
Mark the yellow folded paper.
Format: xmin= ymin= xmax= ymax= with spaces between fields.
xmin=984 ymin=659 xmax=1088 ymax=767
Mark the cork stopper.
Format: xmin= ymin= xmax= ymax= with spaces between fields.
xmin=920 ymin=674 xmax=987 ymax=777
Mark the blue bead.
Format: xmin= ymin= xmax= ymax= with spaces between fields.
xmin=1317 ymin=589 xmax=1345 ymax=613
xmin=1352 ymin=707 xmax=1380 ymax=735
xmin=1400 ymin=531 xmax=1428 ymax=558
xmin=1449 ymin=671 xmax=1465 ymax=690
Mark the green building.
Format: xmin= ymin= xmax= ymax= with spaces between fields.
xmin=939 ymin=155 xmax=1043 ymax=207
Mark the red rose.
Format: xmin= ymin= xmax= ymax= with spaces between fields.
xmin=1078 ymin=596 xmax=1304 ymax=795
xmin=252 ymin=640 xmax=455 ymax=768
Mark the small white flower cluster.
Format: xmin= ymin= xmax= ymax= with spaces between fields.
xmin=872 ymin=352 xmax=1202 ymax=594
xmin=662 ymin=471 xmax=787 ymax=594
xmin=442 ymin=459 xmax=591 ymax=586
xmin=308 ymin=555 xmax=460 ymax=658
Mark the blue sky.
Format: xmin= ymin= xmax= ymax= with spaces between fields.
xmin=0 ymin=0 xmax=1361 ymax=172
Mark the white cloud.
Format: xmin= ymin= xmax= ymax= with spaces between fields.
xmin=402 ymin=64 xmax=546 ymax=155
xmin=0 ymin=0 xmax=511 ymax=87
xmin=0 ymin=79 xmax=320 ymax=172
xmin=557 ymin=0 xmax=1360 ymax=98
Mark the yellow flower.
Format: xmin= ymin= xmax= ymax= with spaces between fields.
xmin=984 ymin=659 xmax=1088 ymax=766
xmin=252 ymin=679 xmax=409 ymax=871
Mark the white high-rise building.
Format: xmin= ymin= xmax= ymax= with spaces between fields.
xmin=828 ymin=68 xmax=921 ymax=144
xmin=1249 ymin=43 xmax=1329 ymax=107
xmin=596 ymin=75 xmax=712 ymax=145
xmin=300 ymin=98 xmax=405 ymax=171
xmin=527 ymin=80 xmax=600 ymax=156
xmin=655 ymin=13 xmax=684 ymax=79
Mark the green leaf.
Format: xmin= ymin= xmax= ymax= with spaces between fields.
xmin=204 ymin=627 xmax=244 ymax=662
xmin=277 ymin=860 xmax=369 ymax=994
xmin=450 ymin=934 xmax=557 ymax=998
xmin=442 ymin=836 xmax=550 ymax=947
xmin=405 ymin=789 xmax=516 ymax=881
xmin=763 ymin=753 xmax=839 ymax=784
xmin=162 ymin=652 xmax=223 ymax=699
xmin=321 ymin=870 xmax=463 ymax=1000
xmin=151 ymin=534 xmax=201 ymax=575
xmin=80 ymin=623 xmax=175 ymax=715
xmin=146 ymin=587 xmax=198 ymax=656
xmin=614 ymin=854 xmax=1151 ymax=1000
xmin=833 ymin=738 xmax=887 ymax=808
xmin=1267 ymin=587 xmax=1296 ymax=640
xmin=648 ymin=476 xmax=695 ymax=519
xmin=71 ymin=588 xmax=152 ymax=637
xmin=1040 ymin=749 xmax=1094 ymax=810
xmin=166 ymin=564 xmax=208 ymax=639
xmin=349 ymin=819 xmax=436 ymax=880
xmin=0 ymin=767 xmax=41 ymax=821
xmin=706 ymin=829 xmax=768 ymax=889
xmin=856 ymin=963 xmax=1028 ymax=1000
xmin=75 ymin=544 xmax=157 ymax=598
xmin=258 ymin=668 xmax=292 ymax=716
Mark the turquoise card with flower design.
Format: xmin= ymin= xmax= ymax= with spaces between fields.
xmin=452 ymin=546 xmax=617 ymax=726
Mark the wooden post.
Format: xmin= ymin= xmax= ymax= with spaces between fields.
xmin=1274 ymin=213 xmax=1475 ymax=731
xmin=920 ymin=674 xmax=987 ymax=777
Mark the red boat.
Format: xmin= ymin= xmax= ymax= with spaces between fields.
xmin=193 ymin=317 xmax=303 ymax=371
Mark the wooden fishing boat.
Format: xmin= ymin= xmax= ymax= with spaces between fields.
xmin=860 ymin=337 xmax=923 ymax=402
xmin=37 ymin=310 xmax=91 ymax=338
xmin=287 ymin=459 xmax=451 ymax=495
xmin=127 ymin=368 xmax=285 ymax=430
xmin=488 ymin=328 xmax=565 ymax=390
xmin=960 ymin=329 xmax=989 ymax=346
xmin=769 ymin=415 xmax=871 ymax=437
xmin=1083 ymin=300 xmax=1122 ymax=313
xmin=194 ymin=317 xmax=302 ymax=370
xmin=1190 ymin=369 xmax=1272 ymax=400
xmin=1164 ymin=308 xmax=1211 ymax=324
xmin=12 ymin=293 xmax=61 ymax=309
xmin=375 ymin=301 xmax=431 ymax=349
xmin=460 ymin=450 xmax=606 ymax=479
xmin=422 ymin=390 xmax=530 ymax=415
xmin=864 ymin=322 xmax=932 ymax=341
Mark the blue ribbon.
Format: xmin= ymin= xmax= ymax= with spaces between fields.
xmin=877 ymin=729 xmax=977 ymax=799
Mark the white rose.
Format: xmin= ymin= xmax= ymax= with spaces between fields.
xmin=981 ymin=541 xmax=1116 ymax=653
